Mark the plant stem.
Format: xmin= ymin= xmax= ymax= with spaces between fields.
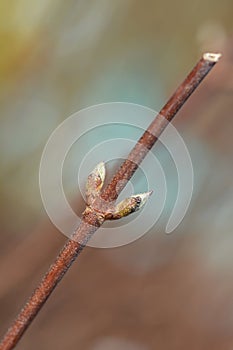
xmin=0 ymin=53 xmax=221 ymax=350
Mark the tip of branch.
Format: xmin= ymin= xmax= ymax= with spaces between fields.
xmin=203 ymin=52 xmax=222 ymax=62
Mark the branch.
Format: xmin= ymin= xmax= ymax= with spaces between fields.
xmin=0 ymin=52 xmax=221 ymax=350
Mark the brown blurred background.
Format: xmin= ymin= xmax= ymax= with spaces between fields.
xmin=1 ymin=1 xmax=233 ymax=349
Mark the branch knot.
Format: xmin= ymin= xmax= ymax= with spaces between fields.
xmin=82 ymin=162 xmax=152 ymax=226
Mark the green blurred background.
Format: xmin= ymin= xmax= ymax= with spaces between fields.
xmin=0 ymin=1 xmax=233 ymax=349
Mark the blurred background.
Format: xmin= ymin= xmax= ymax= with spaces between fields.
xmin=0 ymin=0 xmax=233 ymax=349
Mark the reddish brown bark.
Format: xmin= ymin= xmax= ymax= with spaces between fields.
xmin=0 ymin=53 xmax=221 ymax=350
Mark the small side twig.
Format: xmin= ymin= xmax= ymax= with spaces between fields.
xmin=0 ymin=53 xmax=221 ymax=350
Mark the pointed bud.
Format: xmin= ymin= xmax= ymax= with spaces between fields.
xmin=108 ymin=190 xmax=153 ymax=220
xmin=86 ymin=162 xmax=106 ymax=205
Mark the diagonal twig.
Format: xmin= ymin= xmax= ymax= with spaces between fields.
xmin=0 ymin=52 xmax=221 ymax=350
